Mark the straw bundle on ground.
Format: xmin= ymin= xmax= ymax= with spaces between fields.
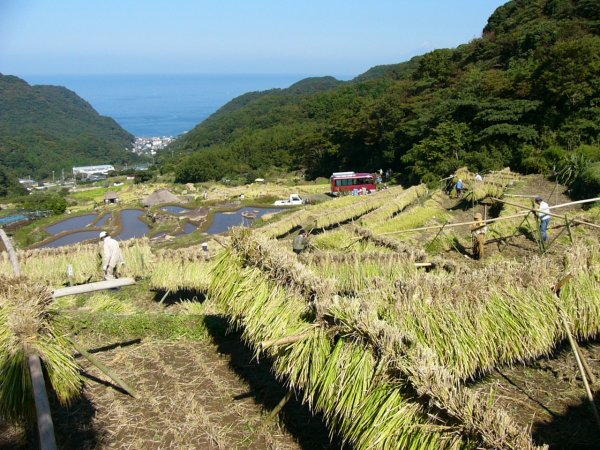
xmin=0 ymin=276 xmax=81 ymax=422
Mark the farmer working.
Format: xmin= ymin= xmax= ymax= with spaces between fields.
xmin=292 ymin=229 xmax=309 ymax=255
xmin=455 ymin=179 xmax=464 ymax=198
xmin=470 ymin=212 xmax=487 ymax=260
xmin=535 ymin=195 xmax=551 ymax=242
xmin=99 ymin=231 xmax=125 ymax=280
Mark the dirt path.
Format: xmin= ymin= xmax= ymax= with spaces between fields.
xmin=473 ymin=342 xmax=600 ymax=449
xmin=1 ymin=336 xmax=341 ymax=450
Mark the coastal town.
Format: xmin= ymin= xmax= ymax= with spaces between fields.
xmin=131 ymin=136 xmax=175 ymax=156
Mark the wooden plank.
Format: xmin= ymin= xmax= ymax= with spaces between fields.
xmin=52 ymin=278 xmax=135 ymax=298
xmin=28 ymin=355 xmax=58 ymax=450
xmin=0 ymin=229 xmax=21 ymax=276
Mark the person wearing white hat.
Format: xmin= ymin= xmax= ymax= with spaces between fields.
xmin=99 ymin=231 xmax=124 ymax=280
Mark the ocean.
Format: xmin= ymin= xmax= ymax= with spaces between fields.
xmin=22 ymin=73 xmax=312 ymax=137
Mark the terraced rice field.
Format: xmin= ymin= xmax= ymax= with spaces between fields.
xmin=1 ymin=169 xmax=599 ymax=449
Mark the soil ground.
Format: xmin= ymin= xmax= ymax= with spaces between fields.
xmin=0 ymin=326 xmax=344 ymax=450
xmin=473 ymin=341 xmax=600 ymax=449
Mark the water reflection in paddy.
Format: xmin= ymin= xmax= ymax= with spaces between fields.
xmin=181 ymin=222 xmax=197 ymax=234
xmin=95 ymin=213 xmax=111 ymax=227
xmin=116 ymin=209 xmax=150 ymax=240
xmin=46 ymin=214 xmax=97 ymax=234
xmin=43 ymin=231 xmax=99 ymax=248
xmin=207 ymin=207 xmax=281 ymax=234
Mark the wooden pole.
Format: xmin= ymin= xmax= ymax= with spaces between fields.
xmin=552 ymin=277 xmax=600 ymax=431
xmin=2 ymin=231 xmax=58 ymax=448
xmin=0 ymin=229 xmax=21 ymax=276
xmin=71 ymin=340 xmax=138 ymax=398
xmin=28 ymin=355 xmax=58 ymax=450
xmin=158 ymin=289 xmax=171 ymax=305
xmin=260 ymin=329 xmax=315 ymax=350
xmin=492 ymin=197 xmax=600 ymax=230
xmin=52 ymin=278 xmax=135 ymax=298
xmin=261 ymin=391 xmax=292 ymax=426
xmin=378 ymin=212 xmax=529 ymax=235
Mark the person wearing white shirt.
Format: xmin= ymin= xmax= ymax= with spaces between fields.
xmin=99 ymin=231 xmax=125 ymax=280
xmin=534 ymin=196 xmax=551 ymax=242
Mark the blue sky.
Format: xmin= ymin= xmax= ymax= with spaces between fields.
xmin=0 ymin=0 xmax=507 ymax=78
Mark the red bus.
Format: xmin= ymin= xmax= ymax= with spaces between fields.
xmin=330 ymin=172 xmax=376 ymax=195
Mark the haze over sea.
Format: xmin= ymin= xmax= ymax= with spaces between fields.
xmin=22 ymin=73 xmax=317 ymax=137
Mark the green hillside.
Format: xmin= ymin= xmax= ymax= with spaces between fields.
xmin=0 ymin=74 xmax=136 ymax=181
xmin=169 ymin=0 xmax=600 ymax=190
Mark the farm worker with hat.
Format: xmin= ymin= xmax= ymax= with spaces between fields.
xmin=455 ymin=179 xmax=464 ymax=198
xmin=535 ymin=195 xmax=551 ymax=242
xmin=292 ymin=229 xmax=309 ymax=255
xmin=470 ymin=212 xmax=487 ymax=260
xmin=99 ymin=231 xmax=125 ymax=280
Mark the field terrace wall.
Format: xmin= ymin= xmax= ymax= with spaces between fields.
xmin=209 ymin=228 xmax=561 ymax=449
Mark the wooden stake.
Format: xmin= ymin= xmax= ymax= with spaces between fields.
xmin=71 ymin=340 xmax=138 ymax=398
xmin=261 ymin=391 xmax=292 ymax=426
xmin=28 ymin=355 xmax=57 ymax=450
xmin=158 ymin=289 xmax=171 ymax=305
xmin=0 ymin=229 xmax=21 ymax=276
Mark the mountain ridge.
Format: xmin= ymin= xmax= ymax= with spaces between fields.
xmin=168 ymin=0 xmax=600 ymax=189
xmin=0 ymin=73 xmax=136 ymax=181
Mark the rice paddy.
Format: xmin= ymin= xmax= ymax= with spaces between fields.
xmin=1 ymin=171 xmax=599 ymax=449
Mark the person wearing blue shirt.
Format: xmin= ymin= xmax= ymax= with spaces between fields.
xmin=455 ymin=179 xmax=464 ymax=198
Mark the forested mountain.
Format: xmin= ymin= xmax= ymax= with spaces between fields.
xmin=170 ymin=0 xmax=600 ymax=190
xmin=0 ymin=74 xmax=135 ymax=181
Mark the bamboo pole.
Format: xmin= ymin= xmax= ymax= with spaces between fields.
xmin=71 ymin=340 xmax=138 ymax=398
xmin=158 ymin=289 xmax=171 ymax=305
xmin=0 ymin=229 xmax=21 ymax=276
xmin=28 ymin=355 xmax=58 ymax=450
xmin=552 ymin=277 xmax=600 ymax=431
xmin=52 ymin=278 xmax=135 ymax=298
xmin=378 ymin=212 xmax=529 ymax=235
xmin=260 ymin=329 xmax=316 ymax=350
xmin=491 ymin=197 xmax=600 ymax=229
xmin=261 ymin=391 xmax=292 ymax=426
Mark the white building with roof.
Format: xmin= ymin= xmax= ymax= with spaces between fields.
xmin=72 ymin=165 xmax=115 ymax=178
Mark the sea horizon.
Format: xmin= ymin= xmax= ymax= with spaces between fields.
xmin=20 ymin=73 xmax=351 ymax=137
